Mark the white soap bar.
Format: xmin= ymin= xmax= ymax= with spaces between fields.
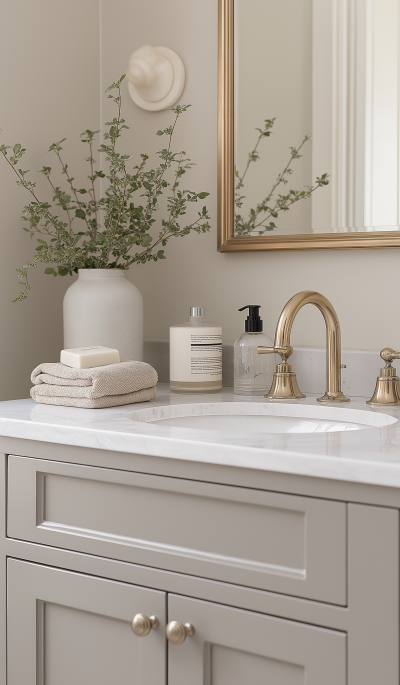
xmin=60 ymin=346 xmax=120 ymax=369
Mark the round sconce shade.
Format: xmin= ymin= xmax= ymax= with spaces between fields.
xmin=126 ymin=45 xmax=185 ymax=111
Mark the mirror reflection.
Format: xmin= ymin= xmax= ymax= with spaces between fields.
xmin=234 ymin=0 xmax=400 ymax=238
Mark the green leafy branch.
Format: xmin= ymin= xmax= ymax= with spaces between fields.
xmin=0 ymin=76 xmax=210 ymax=301
xmin=234 ymin=119 xmax=329 ymax=236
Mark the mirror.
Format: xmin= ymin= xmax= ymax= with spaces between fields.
xmin=218 ymin=0 xmax=400 ymax=251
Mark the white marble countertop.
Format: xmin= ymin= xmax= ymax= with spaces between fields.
xmin=1 ymin=383 xmax=400 ymax=488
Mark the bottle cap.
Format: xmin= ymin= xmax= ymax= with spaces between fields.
xmin=238 ymin=305 xmax=263 ymax=332
xmin=190 ymin=306 xmax=205 ymax=317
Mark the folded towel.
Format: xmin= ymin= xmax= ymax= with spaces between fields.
xmin=30 ymin=360 xmax=158 ymax=409
xmin=30 ymin=386 xmax=156 ymax=409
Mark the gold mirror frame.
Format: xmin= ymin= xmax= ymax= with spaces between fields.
xmin=217 ymin=0 xmax=400 ymax=252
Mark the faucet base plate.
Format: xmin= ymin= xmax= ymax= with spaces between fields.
xmin=366 ymin=375 xmax=400 ymax=406
xmin=317 ymin=391 xmax=350 ymax=403
xmin=265 ymin=370 xmax=306 ymax=400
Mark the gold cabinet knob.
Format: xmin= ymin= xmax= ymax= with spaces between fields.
xmin=131 ymin=614 xmax=159 ymax=637
xmin=166 ymin=620 xmax=195 ymax=644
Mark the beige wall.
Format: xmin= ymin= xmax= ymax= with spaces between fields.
xmin=0 ymin=0 xmax=399 ymax=401
xmin=0 ymin=0 xmax=100 ymax=400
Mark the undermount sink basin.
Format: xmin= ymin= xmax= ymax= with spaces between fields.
xmin=127 ymin=402 xmax=397 ymax=435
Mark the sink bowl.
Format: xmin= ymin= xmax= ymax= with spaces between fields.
xmin=127 ymin=402 xmax=397 ymax=435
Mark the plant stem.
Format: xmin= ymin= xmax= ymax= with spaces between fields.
xmin=44 ymin=174 xmax=73 ymax=232
xmin=165 ymin=152 xmax=184 ymax=226
xmin=88 ymin=138 xmax=98 ymax=230
xmin=237 ymin=132 xmax=264 ymax=187
xmin=14 ymin=255 xmax=42 ymax=301
xmin=0 ymin=152 xmax=59 ymax=236
xmin=254 ymin=180 xmax=325 ymax=230
xmin=140 ymin=111 xmax=180 ymax=232
xmin=264 ymin=136 xmax=308 ymax=207
xmin=104 ymin=83 xmax=128 ymax=262
xmin=124 ymin=214 xmax=204 ymax=267
xmin=244 ymin=136 xmax=309 ymax=229
xmin=54 ymin=150 xmax=92 ymax=236
xmin=105 ymin=182 xmax=127 ymax=264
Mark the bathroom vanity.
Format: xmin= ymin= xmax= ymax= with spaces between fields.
xmin=1 ymin=384 xmax=400 ymax=684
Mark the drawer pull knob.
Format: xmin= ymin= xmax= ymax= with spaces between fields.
xmin=166 ymin=621 xmax=195 ymax=644
xmin=131 ymin=614 xmax=159 ymax=637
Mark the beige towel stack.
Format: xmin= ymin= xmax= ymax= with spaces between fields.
xmin=30 ymin=361 xmax=158 ymax=409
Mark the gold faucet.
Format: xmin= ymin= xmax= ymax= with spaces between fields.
xmin=257 ymin=291 xmax=350 ymax=402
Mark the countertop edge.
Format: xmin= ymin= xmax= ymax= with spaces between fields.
xmin=1 ymin=414 xmax=400 ymax=489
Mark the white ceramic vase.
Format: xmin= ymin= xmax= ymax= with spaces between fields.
xmin=63 ymin=269 xmax=143 ymax=361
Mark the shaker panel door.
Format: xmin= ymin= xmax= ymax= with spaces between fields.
xmin=168 ymin=594 xmax=346 ymax=685
xmin=7 ymin=559 xmax=166 ymax=685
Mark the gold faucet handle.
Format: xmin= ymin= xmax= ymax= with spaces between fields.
xmin=381 ymin=347 xmax=400 ymax=365
xmin=257 ymin=345 xmax=293 ymax=363
xmin=367 ymin=347 xmax=400 ymax=405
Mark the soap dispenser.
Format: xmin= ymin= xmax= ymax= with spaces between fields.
xmin=234 ymin=305 xmax=275 ymax=396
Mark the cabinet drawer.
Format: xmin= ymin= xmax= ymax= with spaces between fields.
xmin=7 ymin=455 xmax=346 ymax=604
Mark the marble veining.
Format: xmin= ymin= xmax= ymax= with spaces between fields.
xmin=1 ymin=384 xmax=400 ymax=487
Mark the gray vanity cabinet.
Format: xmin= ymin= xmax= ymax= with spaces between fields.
xmin=167 ymin=595 xmax=346 ymax=685
xmin=1 ymin=446 xmax=399 ymax=685
xmin=7 ymin=559 xmax=167 ymax=685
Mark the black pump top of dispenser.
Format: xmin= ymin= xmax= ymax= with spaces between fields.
xmin=238 ymin=305 xmax=263 ymax=332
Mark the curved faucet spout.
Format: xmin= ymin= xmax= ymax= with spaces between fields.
xmin=274 ymin=291 xmax=349 ymax=402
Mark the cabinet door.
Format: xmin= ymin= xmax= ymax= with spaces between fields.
xmin=168 ymin=595 xmax=346 ymax=685
xmin=7 ymin=559 xmax=166 ymax=685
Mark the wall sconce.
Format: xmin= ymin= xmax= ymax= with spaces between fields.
xmin=126 ymin=45 xmax=185 ymax=111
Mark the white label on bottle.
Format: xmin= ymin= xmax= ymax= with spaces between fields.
xmin=170 ymin=327 xmax=222 ymax=382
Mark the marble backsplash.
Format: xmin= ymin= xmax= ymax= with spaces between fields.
xmin=144 ymin=340 xmax=383 ymax=399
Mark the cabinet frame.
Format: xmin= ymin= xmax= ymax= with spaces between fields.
xmin=0 ymin=455 xmax=6 ymax=685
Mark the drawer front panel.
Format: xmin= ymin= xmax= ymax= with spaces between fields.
xmin=7 ymin=456 xmax=346 ymax=604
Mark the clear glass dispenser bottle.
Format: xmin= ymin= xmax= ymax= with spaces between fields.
xmin=234 ymin=305 xmax=275 ymax=396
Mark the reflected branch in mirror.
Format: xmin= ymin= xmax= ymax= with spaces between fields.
xmin=234 ymin=119 xmax=329 ymax=237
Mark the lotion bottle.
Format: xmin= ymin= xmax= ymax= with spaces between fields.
xmin=170 ymin=307 xmax=222 ymax=394
xmin=234 ymin=305 xmax=275 ymax=395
